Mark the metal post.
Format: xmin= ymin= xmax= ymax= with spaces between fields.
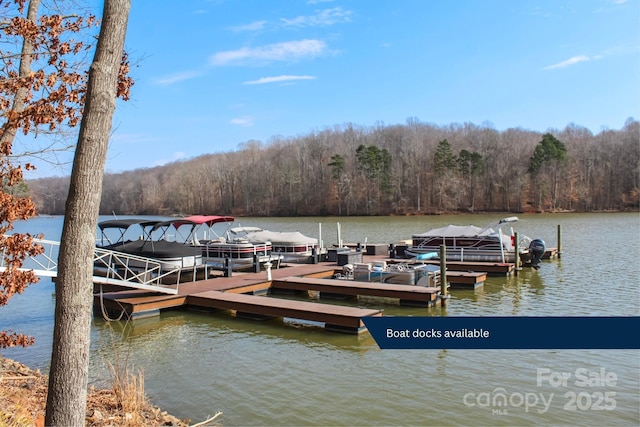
xmin=514 ymin=231 xmax=520 ymax=276
xmin=264 ymin=262 xmax=272 ymax=281
xmin=224 ymin=257 xmax=232 ymax=277
xmin=557 ymin=224 xmax=562 ymax=258
xmin=440 ymin=245 xmax=448 ymax=307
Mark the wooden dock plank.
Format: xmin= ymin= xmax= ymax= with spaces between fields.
xmin=543 ymin=247 xmax=558 ymax=259
xmin=176 ymin=264 xmax=337 ymax=295
xmin=187 ymin=290 xmax=382 ymax=333
xmin=420 ymin=260 xmax=514 ymax=275
xmin=93 ymin=291 xmax=187 ymax=319
xmin=446 ymin=271 xmax=487 ymax=289
xmin=271 ymin=277 xmax=440 ymax=302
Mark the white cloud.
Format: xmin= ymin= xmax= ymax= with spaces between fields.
xmin=544 ymin=55 xmax=591 ymax=70
xmin=210 ymin=39 xmax=327 ymax=66
xmin=243 ymin=75 xmax=316 ymax=85
xmin=281 ymin=7 xmax=352 ymax=27
xmin=155 ymin=71 xmax=202 ymax=85
xmin=228 ymin=20 xmax=267 ymax=32
xmin=230 ymin=116 xmax=254 ymax=127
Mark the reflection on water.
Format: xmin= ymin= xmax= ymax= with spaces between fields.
xmin=1 ymin=213 xmax=639 ymax=425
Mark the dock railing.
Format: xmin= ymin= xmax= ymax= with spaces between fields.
xmin=1 ymin=235 xmax=181 ymax=294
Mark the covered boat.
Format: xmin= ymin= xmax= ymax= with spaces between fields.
xmin=236 ymin=228 xmax=319 ymax=263
xmin=96 ymin=218 xmax=203 ymax=270
xmin=172 ymin=215 xmax=278 ymax=267
xmin=405 ymin=216 xmax=535 ymax=263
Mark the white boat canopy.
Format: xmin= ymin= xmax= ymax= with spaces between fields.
xmin=414 ymin=217 xmax=520 ymax=238
xmin=413 ymin=224 xmax=485 ymax=238
xmin=244 ymin=230 xmax=317 ymax=245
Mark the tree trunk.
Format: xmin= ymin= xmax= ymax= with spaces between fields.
xmin=45 ymin=1 xmax=130 ymax=425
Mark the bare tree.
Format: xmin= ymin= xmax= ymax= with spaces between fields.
xmin=45 ymin=0 xmax=131 ymax=425
xmin=1 ymin=0 xmax=100 ymax=347
xmin=29 ymin=117 xmax=640 ymax=216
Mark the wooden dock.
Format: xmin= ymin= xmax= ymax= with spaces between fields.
xmin=270 ymin=277 xmax=441 ymax=307
xmin=93 ymin=260 xmax=391 ymax=334
xmin=92 ymin=247 xmax=553 ymax=333
xmin=187 ymin=291 xmax=382 ymax=334
xmin=91 ymin=256 xmax=485 ymax=333
xmin=94 ymin=290 xmax=187 ymax=319
xmin=445 ymin=271 xmax=487 ymax=289
xmin=543 ymin=247 xmax=559 ymax=259
xmin=420 ymin=260 xmax=515 ymax=275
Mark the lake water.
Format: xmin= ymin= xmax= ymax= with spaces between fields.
xmin=1 ymin=213 xmax=639 ymax=426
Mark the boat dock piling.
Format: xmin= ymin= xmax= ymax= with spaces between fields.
xmin=439 ymin=245 xmax=448 ymax=307
xmin=557 ymin=224 xmax=562 ymax=258
xmin=515 ymin=232 xmax=521 ymax=275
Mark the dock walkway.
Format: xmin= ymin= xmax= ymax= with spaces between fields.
xmin=271 ymin=276 xmax=440 ymax=307
xmin=93 ymin=251 xmax=538 ymax=334
xmin=420 ymin=260 xmax=515 ymax=275
xmin=187 ymin=291 xmax=382 ymax=334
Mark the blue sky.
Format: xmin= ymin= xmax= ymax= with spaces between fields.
xmin=24 ymin=0 xmax=640 ymax=177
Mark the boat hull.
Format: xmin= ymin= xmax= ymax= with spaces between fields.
xmin=405 ymin=247 xmax=528 ymax=263
xmin=101 ymin=240 xmax=204 ymax=270
xmin=196 ymin=240 xmax=272 ymax=263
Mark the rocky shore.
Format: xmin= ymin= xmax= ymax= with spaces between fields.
xmin=0 ymin=356 xmax=189 ymax=426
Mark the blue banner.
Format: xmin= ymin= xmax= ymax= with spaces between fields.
xmin=361 ymin=317 xmax=640 ymax=349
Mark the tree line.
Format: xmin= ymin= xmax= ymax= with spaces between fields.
xmin=28 ymin=117 xmax=639 ymax=216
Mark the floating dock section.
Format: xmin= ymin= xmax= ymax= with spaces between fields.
xmin=420 ymin=260 xmax=515 ymax=275
xmin=271 ymin=277 xmax=441 ymax=307
xmin=94 ymin=290 xmax=186 ymax=319
xmin=187 ymin=290 xmax=382 ymax=334
xmin=445 ymin=271 xmax=487 ymax=289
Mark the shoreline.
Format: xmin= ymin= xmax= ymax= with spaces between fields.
xmin=0 ymin=355 xmax=191 ymax=426
xmin=32 ymin=209 xmax=638 ymax=219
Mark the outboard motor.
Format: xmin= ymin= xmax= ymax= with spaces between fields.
xmin=528 ymin=238 xmax=546 ymax=270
